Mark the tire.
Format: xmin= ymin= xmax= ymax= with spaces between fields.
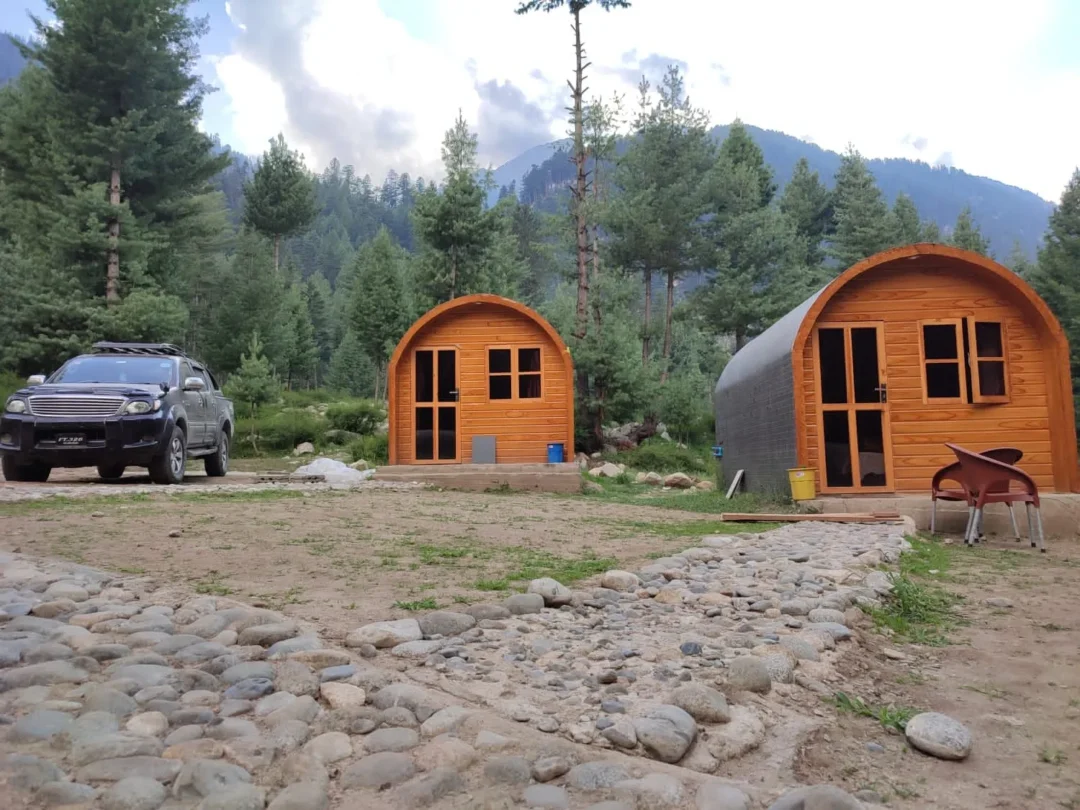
xmin=204 ymin=431 xmax=229 ymax=477
xmin=149 ymin=426 xmax=186 ymax=485
xmin=97 ymin=463 xmax=126 ymax=481
xmin=1 ymin=456 xmax=51 ymax=483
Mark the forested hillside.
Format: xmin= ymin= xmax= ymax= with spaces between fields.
xmin=0 ymin=3 xmax=1077 ymax=455
xmin=502 ymin=124 xmax=1053 ymax=260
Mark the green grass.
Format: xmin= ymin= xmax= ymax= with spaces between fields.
xmin=394 ymin=597 xmax=438 ymax=611
xmin=830 ymin=691 xmax=921 ymax=732
xmin=576 ymin=476 xmax=793 ymax=516
xmin=865 ymin=534 xmax=962 ymax=646
xmin=1039 ymin=746 xmax=1067 ymax=766
xmin=607 ymin=517 xmax=783 ymax=537
xmin=192 ymin=572 xmax=232 ymax=595
xmin=0 ymin=487 xmax=313 ymax=517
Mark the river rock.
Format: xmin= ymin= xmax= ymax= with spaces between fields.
xmin=766 ymin=784 xmax=864 ymax=810
xmin=904 ymin=712 xmax=972 ymax=760
xmin=633 ymin=705 xmax=697 ymax=763
xmin=418 ymin=611 xmax=476 ymax=637
xmin=345 ymin=619 xmax=422 ymax=649
xmin=670 ymin=684 xmax=731 ymax=723
xmin=100 ymin=776 xmax=167 ymax=810
xmin=724 ymin=657 xmax=772 ymax=694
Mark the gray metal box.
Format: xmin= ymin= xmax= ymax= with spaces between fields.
xmin=471 ymin=436 xmax=496 ymax=464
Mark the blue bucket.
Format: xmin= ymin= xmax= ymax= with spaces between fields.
xmin=546 ymin=442 xmax=565 ymax=464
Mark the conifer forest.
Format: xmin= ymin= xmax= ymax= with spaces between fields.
xmin=1 ymin=0 xmax=1078 ymax=454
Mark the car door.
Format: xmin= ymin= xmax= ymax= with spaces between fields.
xmin=192 ymin=364 xmax=219 ymax=447
xmin=179 ymin=361 xmax=207 ymax=447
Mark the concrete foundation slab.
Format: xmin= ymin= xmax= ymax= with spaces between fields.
xmin=807 ymin=493 xmax=1080 ymax=539
xmin=373 ymin=463 xmax=582 ymax=494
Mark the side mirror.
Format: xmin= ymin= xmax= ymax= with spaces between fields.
xmin=183 ymin=377 xmax=206 ymax=392
xmin=27 ymin=374 xmax=45 ymax=386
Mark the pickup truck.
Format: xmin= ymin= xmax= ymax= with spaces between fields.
xmin=1 ymin=342 xmax=234 ymax=484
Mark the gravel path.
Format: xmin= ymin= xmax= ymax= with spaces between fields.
xmin=0 ymin=521 xmax=919 ymax=808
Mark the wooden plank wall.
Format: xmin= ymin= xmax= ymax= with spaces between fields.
xmin=394 ymin=303 xmax=571 ymax=464
xmin=801 ymin=260 xmax=1057 ymax=492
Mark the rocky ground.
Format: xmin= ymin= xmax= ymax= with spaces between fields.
xmin=0 ymin=515 xmax=990 ymax=809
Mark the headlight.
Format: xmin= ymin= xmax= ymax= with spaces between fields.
xmin=4 ymin=399 xmax=26 ymax=414
xmin=124 ymin=400 xmax=159 ymax=414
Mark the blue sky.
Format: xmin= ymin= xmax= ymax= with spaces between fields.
xmin=2 ymin=0 xmax=1078 ymax=200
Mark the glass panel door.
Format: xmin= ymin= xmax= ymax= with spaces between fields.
xmin=414 ymin=348 xmax=458 ymax=462
xmin=815 ymin=324 xmax=891 ymax=491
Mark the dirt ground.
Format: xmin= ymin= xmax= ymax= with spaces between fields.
xmin=1 ymin=485 xmax=1077 ymax=808
xmin=796 ymin=535 xmax=1080 ymax=809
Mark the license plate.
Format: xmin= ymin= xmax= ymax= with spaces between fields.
xmin=56 ymin=434 xmax=86 ymax=446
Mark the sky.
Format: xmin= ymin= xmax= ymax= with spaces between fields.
xmin=2 ymin=0 xmax=1078 ymax=202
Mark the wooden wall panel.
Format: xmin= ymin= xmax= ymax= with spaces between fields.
xmin=393 ymin=302 xmax=573 ymax=464
xmin=801 ymin=262 xmax=1061 ymax=493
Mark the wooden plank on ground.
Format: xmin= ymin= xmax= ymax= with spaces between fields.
xmin=254 ymin=474 xmax=326 ymax=483
xmin=721 ymin=512 xmax=902 ymax=523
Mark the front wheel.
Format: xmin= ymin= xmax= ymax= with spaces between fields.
xmin=97 ymin=463 xmax=126 ymax=481
xmin=149 ymin=427 xmax=186 ymax=485
xmin=204 ymin=432 xmax=229 ymax=477
xmin=1 ymin=456 xmax=51 ymax=483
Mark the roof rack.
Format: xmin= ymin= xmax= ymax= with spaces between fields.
xmin=90 ymin=342 xmax=188 ymax=358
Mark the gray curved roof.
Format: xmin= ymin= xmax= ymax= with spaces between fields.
xmin=714 ymin=286 xmax=825 ymax=397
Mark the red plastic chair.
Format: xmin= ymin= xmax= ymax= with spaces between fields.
xmin=930 ymin=448 xmax=1023 ymax=537
xmin=945 ymin=443 xmax=1044 ymax=551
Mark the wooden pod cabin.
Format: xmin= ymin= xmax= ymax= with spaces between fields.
xmin=714 ymin=244 xmax=1078 ymax=496
xmin=387 ymin=294 xmax=575 ymax=465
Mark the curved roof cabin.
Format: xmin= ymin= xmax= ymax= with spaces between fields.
xmin=388 ymin=294 xmax=574 ymax=465
xmin=714 ymin=244 xmax=1077 ymax=496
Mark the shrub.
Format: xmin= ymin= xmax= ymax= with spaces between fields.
xmin=326 ymin=400 xmax=385 ymax=435
xmin=348 ymin=433 xmax=389 ymax=465
xmin=255 ymin=408 xmax=324 ymax=453
xmin=619 ymin=437 xmax=710 ymax=474
xmin=0 ymin=371 xmax=24 ymax=402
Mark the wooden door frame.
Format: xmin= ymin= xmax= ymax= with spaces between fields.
xmin=412 ymin=346 xmax=461 ymax=465
xmin=811 ymin=322 xmax=895 ymax=494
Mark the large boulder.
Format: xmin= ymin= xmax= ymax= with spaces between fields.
xmin=663 ymin=472 xmax=694 ymax=489
xmin=527 ymin=578 xmax=572 ymax=607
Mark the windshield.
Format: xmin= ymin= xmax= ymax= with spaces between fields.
xmin=49 ymin=356 xmax=176 ymax=387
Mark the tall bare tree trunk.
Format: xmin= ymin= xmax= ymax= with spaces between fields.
xmin=590 ymin=160 xmax=602 ymax=332
xmin=661 ymin=270 xmax=675 ymax=381
xmin=642 ymin=268 xmax=652 ymax=363
xmin=106 ymin=165 xmax=121 ymax=305
xmin=570 ymin=8 xmax=590 ymax=341
xmin=273 ymin=234 xmax=281 ymax=273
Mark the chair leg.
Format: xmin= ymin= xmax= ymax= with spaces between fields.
xmin=976 ymin=509 xmax=984 ymax=542
xmin=1008 ymin=503 xmax=1020 ymax=540
xmin=970 ymin=508 xmax=983 ymax=546
xmin=965 ymin=506 xmax=975 ymax=546
xmin=930 ymin=499 xmax=937 ymax=534
xmin=1035 ymin=508 xmax=1046 ymax=553
xmin=1026 ymin=503 xmax=1035 ymax=547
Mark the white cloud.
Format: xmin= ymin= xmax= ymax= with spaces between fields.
xmin=211 ymin=0 xmax=1078 ymax=200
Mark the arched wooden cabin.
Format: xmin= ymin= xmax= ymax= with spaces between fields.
xmin=387 ymin=294 xmax=575 ymax=465
xmin=714 ymin=244 xmax=1078 ymax=496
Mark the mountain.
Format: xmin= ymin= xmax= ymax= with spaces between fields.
xmin=490 ymin=123 xmax=1055 ymax=259
xmin=0 ymin=33 xmax=26 ymax=86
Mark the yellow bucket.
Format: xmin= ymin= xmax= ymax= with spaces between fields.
xmin=787 ymin=467 xmax=816 ymax=501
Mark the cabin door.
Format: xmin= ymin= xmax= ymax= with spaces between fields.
xmin=413 ymin=348 xmax=460 ymax=463
xmin=814 ymin=323 xmax=893 ymax=492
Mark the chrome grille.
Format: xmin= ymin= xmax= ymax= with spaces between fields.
xmin=28 ymin=396 xmax=125 ymax=418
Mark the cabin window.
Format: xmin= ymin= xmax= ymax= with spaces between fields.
xmin=488 ymin=347 xmax=542 ymax=401
xmin=919 ymin=319 xmax=1008 ymax=404
xmin=968 ymin=320 xmax=1008 ymax=402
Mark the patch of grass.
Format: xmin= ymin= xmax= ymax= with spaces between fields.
xmin=1039 ymin=746 xmax=1067 ymax=765
xmin=501 ymin=547 xmax=615 ymax=585
xmin=1040 ymin=622 xmax=1069 ymax=632
xmin=474 ymin=578 xmax=509 ymax=592
xmin=172 ymin=489 xmax=310 ymax=504
xmin=603 ymin=517 xmax=782 ymax=538
xmin=394 ymin=597 xmax=438 ymax=611
xmin=192 ymin=572 xmax=232 ymax=596
xmin=830 ymin=691 xmax=920 ymax=732
xmin=284 ymin=535 xmax=337 ymax=556
xmin=115 ymin=565 xmax=146 ymax=575
xmin=961 ymin=683 xmax=1012 ymax=700
xmin=573 ymin=476 xmax=792 ymax=516
xmin=868 ymin=535 xmax=961 ymax=646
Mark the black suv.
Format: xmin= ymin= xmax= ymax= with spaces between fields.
xmin=1 ymin=342 xmax=234 ymax=485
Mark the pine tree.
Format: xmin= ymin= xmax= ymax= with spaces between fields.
xmin=949 ymin=205 xmax=991 ymax=256
xmin=719 ymin=120 xmax=776 ymax=205
xmin=779 ymin=158 xmax=831 ymax=267
xmin=281 ymin=283 xmax=319 ymax=389
xmin=921 ymin=220 xmax=943 ymax=242
xmin=606 ymin=67 xmax=714 ymax=366
xmin=892 ymin=193 xmax=922 ymax=244
xmin=1027 ymin=170 xmax=1080 ymax=418
xmin=828 ymin=146 xmax=899 ymax=269
xmin=243 ymin=133 xmax=318 ymax=271
xmin=1006 ymin=241 xmax=1035 ymax=276
xmin=349 ymin=228 xmax=411 ymax=398
xmin=327 ymin=329 xmax=376 ymax=398
xmin=516 ymin=0 xmax=632 ymax=341
xmin=229 ymin=332 xmax=280 ymax=418
xmin=304 ymin=272 xmax=334 ymax=383
xmin=413 ymin=113 xmax=496 ymax=302
xmin=0 ymin=0 xmax=229 ymax=303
